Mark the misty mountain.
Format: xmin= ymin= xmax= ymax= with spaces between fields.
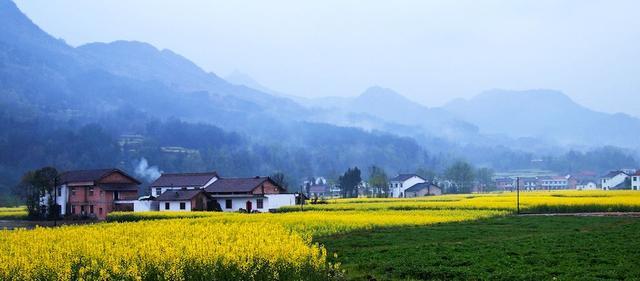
xmin=444 ymin=89 xmax=640 ymax=149
xmin=0 ymin=0 xmax=445 ymax=197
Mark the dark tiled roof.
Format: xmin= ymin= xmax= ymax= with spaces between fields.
xmin=205 ymin=177 xmax=280 ymax=193
xmin=59 ymin=168 xmax=140 ymax=185
xmin=149 ymin=172 xmax=218 ymax=187
xmin=156 ymin=189 xmax=206 ymax=201
xmin=405 ymin=182 xmax=439 ymax=192
xmin=603 ymin=171 xmax=628 ymax=178
xmin=390 ymin=174 xmax=424 ymax=182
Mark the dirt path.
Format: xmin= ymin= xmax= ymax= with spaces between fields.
xmin=518 ymin=212 xmax=640 ymax=217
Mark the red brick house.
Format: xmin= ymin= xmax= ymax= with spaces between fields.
xmin=55 ymin=169 xmax=141 ymax=219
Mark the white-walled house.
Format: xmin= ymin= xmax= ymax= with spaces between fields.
xmin=632 ymin=171 xmax=640 ymax=191
xmin=157 ymin=189 xmax=211 ymax=211
xmin=205 ymin=177 xmax=293 ymax=212
xmin=388 ymin=174 xmax=427 ymax=198
xmin=576 ymin=181 xmax=598 ymax=190
xmin=601 ymin=171 xmax=630 ymax=190
xmin=148 ymin=172 xmax=219 ymax=197
xmin=146 ymin=172 xmax=298 ymax=212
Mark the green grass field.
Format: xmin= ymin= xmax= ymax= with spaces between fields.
xmin=317 ymin=215 xmax=640 ymax=281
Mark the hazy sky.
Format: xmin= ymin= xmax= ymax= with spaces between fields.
xmin=14 ymin=0 xmax=640 ymax=116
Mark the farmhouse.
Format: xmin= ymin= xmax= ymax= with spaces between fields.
xmin=404 ymin=182 xmax=442 ymax=197
xmin=149 ymin=172 xmax=218 ymax=197
xmin=44 ymin=168 xmax=141 ymax=220
xmin=601 ymin=171 xmax=630 ymax=190
xmin=388 ymin=174 xmax=428 ymax=198
xmin=157 ymin=189 xmax=212 ymax=211
xmin=632 ymin=171 xmax=640 ymax=191
xmin=205 ymin=177 xmax=295 ymax=212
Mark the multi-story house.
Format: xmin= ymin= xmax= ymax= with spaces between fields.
xmin=46 ymin=169 xmax=141 ymax=220
xmin=601 ymin=171 xmax=630 ymax=190
xmin=388 ymin=174 xmax=427 ymax=198
xmin=631 ymin=171 xmax=640 ymax=191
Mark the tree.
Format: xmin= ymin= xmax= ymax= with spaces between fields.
xmin=339 ymin=167 xmax=361 ymax=198
xmin=368 ymin=166 xmax=389 ymax=197
xmin=475 ymin=167 xmax=495 ymax=192
xmin=14 ymin=167 xmax=59 ymax=218
xmin=444 ymin=161 xmax=475 ymax=194
xmin=270 ymin=172 xmax=289 ymax=191
xmin=416 ymin=167 xmax=437 ymax=183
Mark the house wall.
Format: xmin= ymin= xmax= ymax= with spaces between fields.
xmin=265 ymin=194 xmax=296 ymax=210
xmin=632 ymin=176 xmax=640 ymax=190
xmin=251 ymin=180 xmax=283 ymax=194
xmin=390 ymin=176 xmax=426 ymax=198
xmin=405 ymin=186 xmax=442 ymax=197
xmin=159 ymin=201 xmax=192 ymax=211
xmin=602 ymin=173 xmax=629 ymax=190
xmin=215 ymin=197 xmax=268 ymax=212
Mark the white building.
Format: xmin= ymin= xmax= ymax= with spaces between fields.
xmin=148 ymin=172 xmax=219 ymax=197
xmin=601 ymin=171 xmax=630 ymax=190
xmin=576 ymin=181 xmax=598 ymax=190
xmin=205 ymin=177 xmax=295 ymax=212
xmin=388 ymin=174 xmax=427 ymax=198
xmin=632 ymin=171 xmax=640 ymax=191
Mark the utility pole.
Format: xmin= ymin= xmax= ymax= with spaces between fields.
xmin=516 ymin=177 xmax=520 ymax=214
xmin=53 ymin=175 xmax=58 ymax=227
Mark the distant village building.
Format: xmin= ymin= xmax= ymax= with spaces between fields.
xmin=495 ymin=178 xmax=515 ymax=191
xmin=149 ymin=172 xmax=297 ymax=212
xmin=631 ymin=171 xmax=640 ymax=191
xmin=576 ymin=181 xmax=598 ymax=190
xmin=308 ymin=184 xmax=330 ymax=198
xmin=404 ymin=182 xmax=442 ymax=197
xmin=389 ymin=174 xmax=441 ymax=198
xmin=41 ymin=169 xmax=141 ymax=220
xmin=539 ymin=176 xmax=570 ymax=190
xmin=601 ymin=171 xmax=630 ymax=190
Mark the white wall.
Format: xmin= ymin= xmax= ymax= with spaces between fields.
xmin=577 ymin=182 xmax=598 ymax=190
xmin=602 ymin=173 xmax=629 ymax=190
xmin=632 ymin=176 xmax=640 ymax=190
xmin=390 ymin=176 xmax=426 ymax=198
xmin=39 ymin=184 xmax=69 ymax=215
xmin=134 ymin=200 xmax=157 ymax=212
xmin=159 ymin=201 xmax=192 ymax=211
xmin=265 ymin=194 xmax=296 ymax=210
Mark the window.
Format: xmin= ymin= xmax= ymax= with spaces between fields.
xmin=71 ymin=205 xmax=75 ymax=214
xmin=113 ymin=191 xmax=119 ymax=200
xmin=99 ymin=208 xmax=103 ymax=215
xmin=80 ymin=205 xmax=85 ymax=214
xmin=57 ymin=187 xmax=62 ymax=196
xmin=225 ymin=199 xmax=232 ymax=209
xmin=100 ymin=190 xmax=104 ymax=197
xmin=179 ymin=202 xmax=186 ymax=210
xmin=71 ymin=188 xmax=76 ymax=196
xmin=165 ymin=202 xmax=170 ymax=210
xmin=155 ymin=188 xmax=162 ymax=196
xmin=257 ymin=199 xmax=264 ymax=209
xmin=88 ymin=188 xmax=94 ymax=196
xmin=89 ymin=205 xmax=94 ymax=214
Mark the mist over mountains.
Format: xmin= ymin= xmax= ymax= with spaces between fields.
xmin=0 ymin=0 xmax=638 ymax=201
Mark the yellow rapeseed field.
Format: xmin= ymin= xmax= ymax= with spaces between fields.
xmin=0 ymin=219 xmax=338 ymax=281
xmin=279 ymin=190 xmax=640 ymax=213
xmin=0 ymin=206 xmax=27 ymax=220
xmin=2 ymin=190 xmax=638 ymax=280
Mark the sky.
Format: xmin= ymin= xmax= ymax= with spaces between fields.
xmin=14 ymin=0 xmax=640 ymax=116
